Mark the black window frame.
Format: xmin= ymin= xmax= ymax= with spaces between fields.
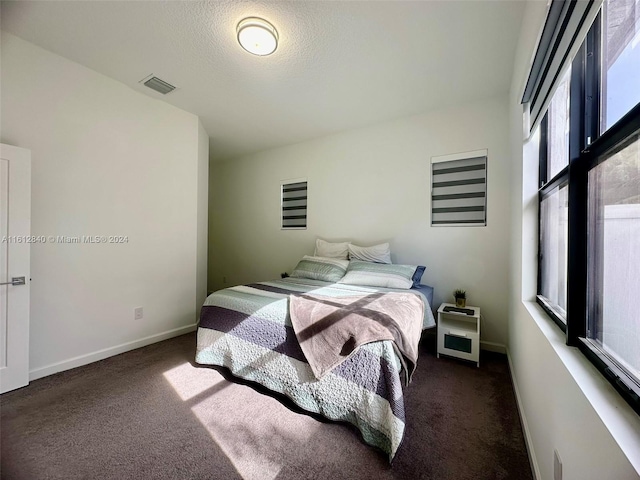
xmin=536 ymin=9 xmax=640 ymax=416
xmin=537 ymin=164 xmax=569 ymax=332
xmin=537 ymin=83 xmax=572 ymax=331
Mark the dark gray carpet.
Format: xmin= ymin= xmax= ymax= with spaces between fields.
xmin=1 ymin=333 xmax=532 ymax=480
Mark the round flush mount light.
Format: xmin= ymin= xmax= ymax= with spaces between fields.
xmin=237 ymin=17 xmax=278 ymax=56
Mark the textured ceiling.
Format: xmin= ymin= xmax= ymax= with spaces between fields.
xmin=1 ymin=1 xmax=526 ymax=161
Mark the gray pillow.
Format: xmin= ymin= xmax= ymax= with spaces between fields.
xmin=289 ymin=255 xmax=349 ymax=283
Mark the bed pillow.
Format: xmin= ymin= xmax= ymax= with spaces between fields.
xmin=338 ymin=260 xmax=417 ymax=289
xmin=313 ymin=239 xmax=350 ymax=260
xmin=348 ymin=243 xmax=392 ymax=264
xmin=412 ymin=266 xmax=426 ymax=288
xmin=289 ymin=255 xmax=349 ymax=283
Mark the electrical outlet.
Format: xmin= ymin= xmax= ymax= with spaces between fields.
xmin=134 ymin=307 xmax=143 ymax=320
xmin=554 ymin=449 xmax=562 ymax=480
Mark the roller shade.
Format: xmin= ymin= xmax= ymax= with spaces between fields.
xmin=281 ymin=180 xmax=307 ymax=229
xmin=522 ymin=0 xmax=602 ymax=135
xmin=431 ymin=150 xmax=487 ymax=226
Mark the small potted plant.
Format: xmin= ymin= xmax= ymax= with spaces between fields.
xmin=453 ymin=289 xmax=466 ymax=308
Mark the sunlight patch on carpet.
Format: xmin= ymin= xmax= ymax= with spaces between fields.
xmin=162 ymin=362 xmax=224 ymax=401
xmin=190 ymin=383 xmax=322 ymax=480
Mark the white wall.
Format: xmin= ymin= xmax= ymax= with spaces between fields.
xmin=209 ymin=96 xmax=511 ymax=349
xmin=508 ymin=3 xmax=640 ymax=479
xmin=1 ymin=32 xmax=206 ymax=378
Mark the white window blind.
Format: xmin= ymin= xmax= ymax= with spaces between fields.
xmin=281 ymin=180 xmax=307 ymax=229
xmin=431 ymin=150 xmax=487 ymax=226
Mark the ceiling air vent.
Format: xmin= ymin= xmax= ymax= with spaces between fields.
xmin=141 ymin=75 xmax=176 ymax=95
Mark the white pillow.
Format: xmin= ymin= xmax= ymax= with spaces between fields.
xmin=314 ymin=239 xmax=350 ymax=260
xmin=348 ymin=242 xmax=392 ymax=264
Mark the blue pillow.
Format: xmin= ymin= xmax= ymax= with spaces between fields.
xmin=412 ymin=266 xmax=426 ymax=288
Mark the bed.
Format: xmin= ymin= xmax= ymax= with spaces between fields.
xmin=195 ymin=274 xmax=435 ymax=460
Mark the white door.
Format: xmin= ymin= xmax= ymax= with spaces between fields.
xmin=0 ymin=143 xmax=31 ymax=394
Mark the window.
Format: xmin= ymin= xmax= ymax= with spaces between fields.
xmin=601 ymin=0 xmax=640 ymax=131
xmin=586 ymin=133 xmax=640 ymax=395
xmin=281 ymin=180 xmax=307 ymax=229
xmin=537 ymin=69 xmax=571 ymax=328
xmin=546 ymin=68 xmax=571 ymax=180
xmin=431 ymin=150 xmax=487 ymax=227
xmin=539 ymin=184 xmax=568 ymax=324
xmin=535 ymin=0 xmax=640 ymax=415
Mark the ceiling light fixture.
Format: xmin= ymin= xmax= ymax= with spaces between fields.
xmin=236 ymin=17 xmax=278 ymax=56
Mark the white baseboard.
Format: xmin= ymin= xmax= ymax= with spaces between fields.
xmin=29 ymin=324 xmax=197 ymax=381
xmin=507 ymin=349 xmax=541 ymax=480
xmin=480 ymin=341 xmax=507 ymax=354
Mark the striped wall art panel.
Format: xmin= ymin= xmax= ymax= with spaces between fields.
xmin=281 ymin=180 xmax=307 ymax=229
xmin=431 ymin=150 xmax=487 ymax=226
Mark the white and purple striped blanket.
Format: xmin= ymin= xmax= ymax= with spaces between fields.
xmin=195 ymin=277 xmax=435 ymax=460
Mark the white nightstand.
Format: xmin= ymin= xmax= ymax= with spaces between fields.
xmin=437 ymin=303 xmax=480 ymax=367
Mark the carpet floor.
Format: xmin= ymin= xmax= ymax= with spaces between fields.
xmin=1 ymin=333 xmax=532 ymax=480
